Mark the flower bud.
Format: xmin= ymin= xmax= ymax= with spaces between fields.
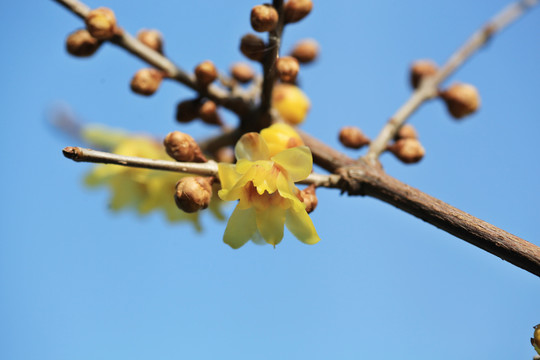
xmin=199 ymin=100 xmax=222 ymax=126
xmin=251 ymin=4 xmax=279 ymax=32
xmin=137 ymin=29 xmax=163 ymax=53
xmin=410 ymin=60 xmax=438 ymax=89
xmin=214 ymin=147 xmax=235 ymax=163
xmin=389 ymin=138 xmax=425 ymax=164
xmin=440 ymin=83 xmax=481 ymax=119
xmin=175 ymin=99 xmax=201 ymax=123
xmin=85 ymin=7 xmax=117 ymax=40
xmin=284 ymin=0 xmax=313 ymax=24
xmin=300 ymin=185 xmax=318 ymax=214
xmin=276 ymin=56 xmax=299 ymax=83
xmin=230 ymin=62 xmax=255 ymax=83
xmin=272 ymin=83 xmax=310 ymax=125
xmin=240 ymin=34 xmax=266 ymax=62
xmin=175 ymin=177 xmax=213 ymax=213
xmin=290 ymin=39 xmax=319 ymax=64
xmin=532 ymin=324 xmax=540 ymax=355
xmin=130 ymin=68 xmax=164 ymax=96
xmin=194 ymin=60 xmax=218 ymax=87
xmin=339 ymin=126 xmax=370 ymax=149
xmin=66 ymin=29 xmax=101 ymax=57
xmin=395 ymin=124 xmax=418 ymax=140
xmin=164 ymin=131 xmax=207 ymax=163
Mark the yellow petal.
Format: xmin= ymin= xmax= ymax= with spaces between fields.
xmin=285 ymin=208 xmax=320 ymax=245
xmin=271 ymin=146 xmax=312 ymax=182
xmin=256 ymin=206 xmax=286 ymax=247
xmin=218 ymin=163 xmax=242 ymax=191
xmin=261 ymin=123 xmax=304 ymax=157
xmin=276 ymin=172 xmax=305 ymax=212
xmin=223 ymin=206 xmax=257 ymax=249
xmin=235 ymin=133 xmax=270 ymax=161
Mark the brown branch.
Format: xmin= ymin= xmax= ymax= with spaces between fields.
xmin=365 ymin=0 xmax=538 ymax=161
xmin=61 ymin=146 xmax=342 ymax=188
xmin=52 ymin=0 xmax=251 ymax=116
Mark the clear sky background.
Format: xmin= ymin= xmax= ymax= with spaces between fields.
xmin=1 ymin=1 xmax=539 ymax=359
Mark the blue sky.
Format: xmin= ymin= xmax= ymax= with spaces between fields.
xmin=1 ymin=1 xmax=539 ymax=359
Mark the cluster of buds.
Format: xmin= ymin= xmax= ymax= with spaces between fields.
xmin=175 ymin=99 xmax=223 ymax=126
xmin=387 ymin=124 xmax=425 ymax=164
xmin=339 ymin=126 xmax=370 ymax=149
xmin=409 ymin=59 xmax=481 ymax=119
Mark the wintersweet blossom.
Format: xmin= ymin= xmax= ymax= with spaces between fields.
xmin=218 ymin=124 xmax=320 ymax=248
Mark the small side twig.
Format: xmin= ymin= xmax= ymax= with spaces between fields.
xmin=62 ymin=146 xmax=342 ymax=188
xmin=365 ymin=0 xmax=538 ymax=161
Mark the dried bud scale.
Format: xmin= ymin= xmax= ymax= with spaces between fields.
xmin=389 ymin=138 xmax=425 ymax=164
xmin=240 ymin=34 xmax=266 ymax=62
xmin=230 ymin=63 xmax=255 ymax=83
xmin=410 ymin=60 xmax=438 ymax=89
xmin=130 ymin=68 xmax=164 ymax=96
xmin=339 ymin=126 xmax=370 ymax=149
xmin=395 ymin=124 xmax=418 ymax=140
xmin=284 ymin=0 xmax=313 ymax=24
xmin=290 ymin=39 xmax=319 ymax=64
xmin=164 ymin=131 xmax=207 ymax=163
xmin=175 ymin=100 xmax=201 ymax=124
xmin=137 ymin=29 xmax=163 ymax=53
xmin=251 ymin=4 xmax=279 ymax=32
xmin=276 ymin=56 xmax=300 ymax=83
xmin=300 ymin=185 xmax=318 ymax=214
xmin=199 ymin=100 xmax=222 ymax=126
xmin=85 ymin=7 xmax=117 ymax=40
xmin=175 ymin=177 xmax=213 ymax=213
xmin=440 ymin=83 xmax=481 ymax=119
xmin=66 ymin=29 xmax=101 ymax=57
xmin=195 ymin=61 xmax=218 ymax=87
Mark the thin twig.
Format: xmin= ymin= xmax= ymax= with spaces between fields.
xmin=365 ymin=0 xmax=538 ymax=161
xmin=52 ymin=0 xmax=251 ymax=116
xmin=62 ymin=146 xmax=342 ymax=188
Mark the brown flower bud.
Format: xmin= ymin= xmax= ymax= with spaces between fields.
xmin=175 ymin=99 xmax=201 ymax=123
xmin=290 ymin=39 xmax=319 ymax=64
xmin=339 ymin=126 xmax=370 ymax=149
xmin=214 ymin=147 xmax=235 ymax=163
xmin=276 ymin=56 xmax=299 ymax=83
xmin=284 ymin=0 xmax=313 ymax=24
xmin=194 ymin=60 xmax=218 ymax=87
xmin=137 ymin=29 xmax=163 ymax=53
xmin=230 ymin=62 xmax=255 ymax=83
xmin=410 ymin=60 xmax=438 ymax=89
xmin=395 ymin=124 xmax=418 ymax=140
xmin=85 ymin=7 xmax=117 ymax=40
xmin=66 ymin=29 xmax=101 ymax=57
xmin=251 ymin=4 xmax=279 ymax=32
xmin=389 ymin=138 xmax=425 ymax=164
xmin=440 ymin=83 xmax=481 ymax=119
xmin=164 ymin=131 xmax=207 ymax=163
xmin=300 ymin=185 xmax=318 ymax=214
xmin=174 ymin=177 xmax=213 ymax=213
xmin=199 ymin=100 xmax=222 ymax=126
xmin=240 ymin=34 xmax=266 ymax=62
xmin=130 ymin=68 xmax=163 ymax=96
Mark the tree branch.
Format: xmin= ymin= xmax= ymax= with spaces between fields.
xmin=365 ymin=0 xmax=538 ymax=161
xmin=61 ymin=146 xmax=342 ymax=188
xmin=52 ymin=0 xmax=251 ymax=116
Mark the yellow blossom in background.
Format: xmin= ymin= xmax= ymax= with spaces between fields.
xmin=81 ymin=125 xmax=225 ymax=230
xmin=272 ymin=83 xmax=310 ymax=125
xmin=218 ymin=124 xmax=320 ymax=248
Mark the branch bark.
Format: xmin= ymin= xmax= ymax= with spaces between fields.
xmin=365 ymin=0 xmax=539 ymax=161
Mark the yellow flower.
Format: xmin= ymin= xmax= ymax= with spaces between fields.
xmin=272 ymin=83 xmax=310 ymax=125
xmin=218 ymin=125 xmax=320 ymax=248
xmin=83 ymin=128 xmax=225 ymax=230
xmin=260 ymin=122 xmax=304 ymax=157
